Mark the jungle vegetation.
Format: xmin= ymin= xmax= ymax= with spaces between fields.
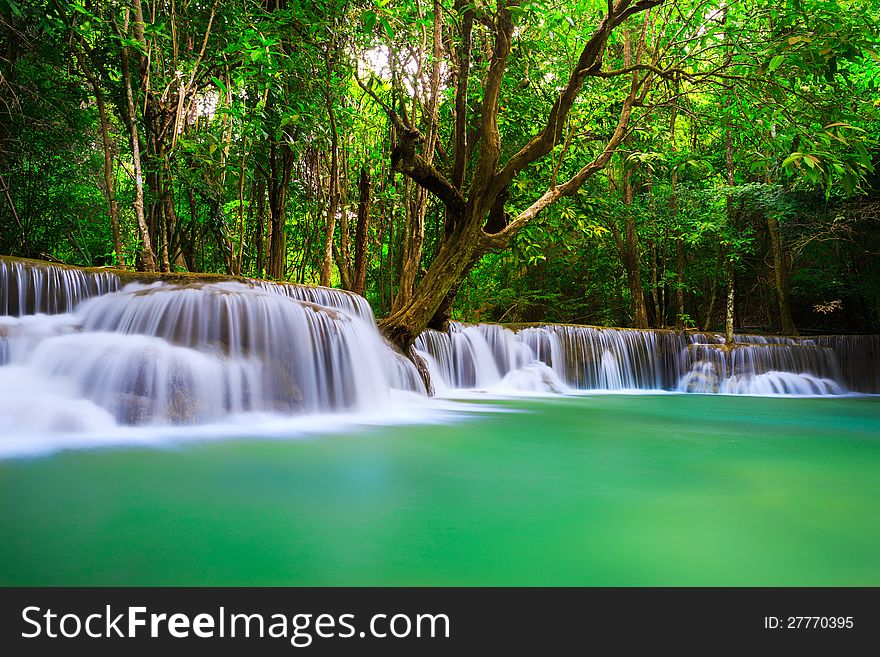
xmin=0 ymin=0 xmax=878 ymax=347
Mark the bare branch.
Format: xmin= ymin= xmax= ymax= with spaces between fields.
xmin=393 ymin=129 xmax=467 ymax=217
xmin=469 ymin=1 xmax=518 ymax=204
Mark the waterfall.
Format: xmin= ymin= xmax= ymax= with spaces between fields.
xmin=414 ymin=329 xmax=456 ymax=391
xmin=811 ymin=335 xmax=880 ymax=393
xmin=0 ymin=258 xmax=424 ymax=436
xmin=249 ymin=279 xmax=376 ymax=324
xmin=679 ymin=343 xmax=843 ymax=395
xmin=414 ymin=323 xmax=565 ymax=393
xmin=0 ymin=258 xmax=119 ymax=315
xmin=414 ymin=323 xmax=878 ymax=396
xmin=1 ymin=255 xmax=878 ymax=446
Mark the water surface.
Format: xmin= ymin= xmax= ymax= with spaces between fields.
xmin=1 ymin=394 xmax=878 ymax=585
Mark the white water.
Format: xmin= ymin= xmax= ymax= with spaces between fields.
xmin=0 ymin=261 xmax=428 ymax=447
xmin=0 ymin=258 xmax=118 ymax=315
xmin=0 ymin=257 xmax=876 ymax=457
xmin=416 ymin=322 xmax=874 ymax=397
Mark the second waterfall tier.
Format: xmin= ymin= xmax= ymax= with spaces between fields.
xmin=414 ymin=323 xmax=879 ymax=395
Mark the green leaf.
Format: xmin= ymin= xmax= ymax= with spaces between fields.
xmin=781 ymin=153 xmax=801 ymax=168
xmin=379 ymin=15 xmax=394 ymax=39
xmin=363 ymin=10 xmax=376 ymax=33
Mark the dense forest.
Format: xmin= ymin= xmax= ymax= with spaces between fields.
xmin=0 ymin=0 xmax=878 ymax=347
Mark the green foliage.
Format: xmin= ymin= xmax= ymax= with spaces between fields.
xmin=1 ymin=0 xmax=878 ymax=331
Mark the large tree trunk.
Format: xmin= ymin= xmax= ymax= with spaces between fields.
xmin=615 ymin=28 xmax=649 ymax=329
xmin=352 ymin=167 xmax=371 ymax=296
xmin=120 ymin=12 xmax=156 ymax=272
xmin=614 ymin=165 xmax=649 ymax=329
xmin=379 ymin=220 xmax=482 ymax=348
xmin=266 ymin=143 xmax=293 ymax=280
xmin=614 ymin=190 xmax=649 ymax=330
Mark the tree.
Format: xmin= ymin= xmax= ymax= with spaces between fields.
xmin=2 ymin=0 xmax=877 ymax=339
xmin=372 ymin=0 xmax=666 ymax=350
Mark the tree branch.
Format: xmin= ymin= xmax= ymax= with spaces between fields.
xmin=469 ymin=1 xmax=517 ymax=205
xmin=482 ymin=69 xmax=643 ymax=250
xmin=488 ymin=0 xmax=664 ymax=202
xmin=393 ymin=129 xmax=467 ymax=217
xmin=355 ymin=70 xmax=415 ymax=137
xmin=451 ymin=0 xmax=473 ymax=190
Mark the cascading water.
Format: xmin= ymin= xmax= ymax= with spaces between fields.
xmin=0 ymin=258 xmax=424 ymax=438
xmin=0 ymin=258 xmax=119 ymax=315
xmin=1 ymin=256 xmax=878 ymax=453
xmin=811 ymin=335 xmax=880 ymax=393
xmin=414 ymin=323 xmax=564 ymax=393
xmin=249 ymin=279 xmax=376 ymax=323
xmin=679 ymin=342 xmax=843 ymax=395
xmin=414 ymin=321 xmax=878 ymax=396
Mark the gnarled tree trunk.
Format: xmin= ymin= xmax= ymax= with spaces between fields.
xmin=377 ymin=1 xmax=663 ymax=350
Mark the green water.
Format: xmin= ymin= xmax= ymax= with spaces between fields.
xmin=1 ymin=394 xmax=879 ymax=586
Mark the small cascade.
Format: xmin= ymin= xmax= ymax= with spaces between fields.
xmin=413 ymin=329 xmax=455 ymax=394
xmin=515 ymin=327 xmax=558 ymax=367
xmin=724 ymin=372 xmax=843 ymax=396
xmin=497 ymin=363 xmax=566 ymax=394
xmin=449 ymin=324 xmax=503 ymax=388
xmin=811 ymin=335 xmax=880 ymax=393
xmin=732 ymin=333 xmax=799 ymax=345
xmin=70 ymin=281 xmax=400 ymax=417
xmin=0 ymin=258 xmax=119 ymax=316
xmin=544 ymin=326 xmax=666 ymax=390
xmin=678 ymin=342 xmax=844 ymax=395
xmin=384 ymin=345 xmax=427 ymax=396
xmin=414 ymin=323 xmax=565 ymax=393
xmin=250 ymin=279 xmax=376 ymax=324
